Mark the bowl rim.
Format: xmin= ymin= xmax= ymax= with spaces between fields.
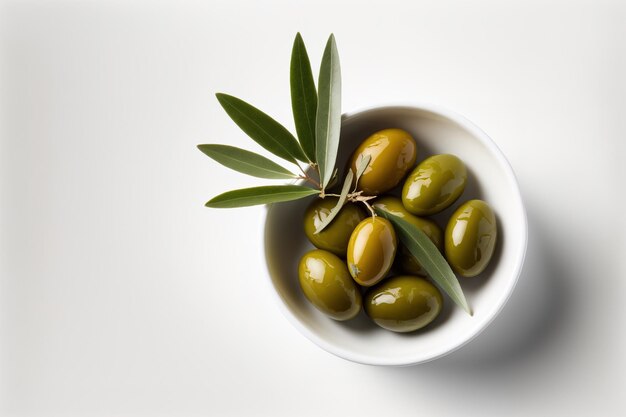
xmin=259 ymin=102 xmax=528 ymax=366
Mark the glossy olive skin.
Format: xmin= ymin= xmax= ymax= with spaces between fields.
xmin=303 ymin=198 xmax=366 ymax=257
xmin=402 ymin=154 xmax=467 ymax=215
xmin=298 ymin=249 xmax=362 ymax=321
xmin=365 ymin=275 xmax=443 ymax=332
xmin=445 ymin=200 xmax=497 ymax=277
xmin=373 ymin=196 xmax=443 ymax=276
xmin=349 ymin=128 xmax=417 ymax=195
xmin=347 ymin=217 xmax=397 ymax=287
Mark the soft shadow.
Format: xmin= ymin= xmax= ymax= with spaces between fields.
xmin=341 ymin=310 xmax=378 ymax=334
xmin=376 ymin=199 xmax=574 ymax=375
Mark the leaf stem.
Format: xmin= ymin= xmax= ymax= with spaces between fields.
xmin=295 ymin=162 xmax=308 ymax=177
xmin=362 ymin=200 xmax=376 ymax=217
xmin=297 ymin=168 xmax=321 ymax=189
xmin=321 ymin=190 xmax=378 ymax=218
xmin=351 ymin=195 xmax=377 ymax=218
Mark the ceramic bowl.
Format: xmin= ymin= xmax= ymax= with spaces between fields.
xmin=261 ymin=104 xmax=527 ymax=366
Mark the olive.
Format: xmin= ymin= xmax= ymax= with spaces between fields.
xmin=347 ymin=217 xmax=397 ymax=287
xmin=364 ymin=275 xmax=443 ymax=332
xmin=298 ymin=249 xmax=362 ymax=321
xmin=372 ymin=196 xmax=443 ymax=276
xmin=445 ymin=199 xmax=497 ymax=277
xmin=303 ymin=198 xmax=366 ymax=257
xmin=349 ymin=128 xmax=417 ymax=195
xmin=402 ymin=154 xmax=467 ymax=215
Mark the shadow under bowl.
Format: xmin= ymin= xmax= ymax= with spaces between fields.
xmin=261 ymin=104 xmax=527 ymax=366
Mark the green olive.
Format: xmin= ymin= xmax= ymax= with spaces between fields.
xmin=364 ymin=275 xmax=443 ymax=332
xmin=298 ymin=249 xmax=362 ymax=321
xmin=445 ymin=199 xmax=497 ymax=277
xmin=349 ymin=128 xmax=417 ymax=195
xmin=372 ymin=196 xmax=443 ymax=276
xmin=402 ymin=154 xmax=467 ymax=215
xmin=347 ymin=217 xmax=397 ymax=287
xmin=303 ymin=198 xmax=366 ymax=257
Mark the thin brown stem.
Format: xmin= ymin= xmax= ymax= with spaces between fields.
xmin=312 ymin=162 xmax=320 ymax=178
xmin=342 ymin=193 xmax=377 ymax=217
xmin=293 ymin=161 xmax=322 ymax=190
xmin=296 ymin=162 xmax=308 ymax=178
xmin=296 ymin=172 xmax=321 ymax=190
xmin=306 ymin=174 xmax=321 ymax=189
xmin=361 ymin=200 xmax=377 ymax=218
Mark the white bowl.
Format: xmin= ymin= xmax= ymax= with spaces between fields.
xmin=261 ymin=104 xmax=527 ymax=366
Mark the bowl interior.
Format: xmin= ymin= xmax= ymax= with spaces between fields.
xmin=263 ymin=105 xmax=527 ymax=366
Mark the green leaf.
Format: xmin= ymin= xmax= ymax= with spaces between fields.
xmin=314 ymin=169 xmax=354 ymax=234
xmin=375 ymin=208 xmax=472 ymax=315
xmin=324 ymin=167 xmax=340 ymax=190
xmin=216 ymin=93 xmax=308 ymax=163
xmin=290 ymin=33 xmax=317 ymax=162
xmin=206 ymin=185 xmax=318 ymax=208
xmin=354 ymin=154 xmax=371 ymax=189
xmin=197 ymin=144 xmax=296 ymax=179
xmin=315 ymin=34 xmax=342 ymax=189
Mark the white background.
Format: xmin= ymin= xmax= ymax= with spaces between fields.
xmin=1 ymin=0 xmax=625 ymax=416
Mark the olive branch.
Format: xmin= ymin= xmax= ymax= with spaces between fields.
xmin=198 ymin=33 xmax=373 ymax=234
xmin=197 ymin=33 xmax=471 ymax=314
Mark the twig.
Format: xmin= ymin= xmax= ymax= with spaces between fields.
xmin=295 ymin=162 xmax=322 ymax=189
xmin=361 ymin=200 xmax=377 ymax=218
xmin=344 ymin=193 xmax=377 ymax=217
xmin=297 ymin=175 xmax=321 ymax=189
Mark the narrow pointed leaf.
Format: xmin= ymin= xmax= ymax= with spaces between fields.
xmin=290 ymin=33 xmax=317 ymax=162
xmin=197 ymin=144 xmax=296 ymax=179
xmin=314 ymin=169 xmax=354 ymax=234
xmin=375 ymin=208 xmax=472 ymax=315
xmin=326 ymin=167 xmax=339 ymax=190
xmin=354 ymin=154 xmax=371 ymax=189
xmin=216 ymin=93 xmax=308 ymax=163
xmin=206 ymin=185 xmax=318 ymax=208
xmin=315 ymin=34 xmax=342 ymax=189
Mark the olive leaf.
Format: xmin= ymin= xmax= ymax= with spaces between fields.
xmin=206 ymin=185 xmax=319 ymax=208
xmin=375 ymin=208 xmax=473 ymax=315
xmin=314 ymin=169 xmax=354 ymax=234
xmin=197 ymin=144 xmax=297 ymax=179
xmin=354 ymin=154 xmax=371 ymax=189
xmin=216 ymin=93 xmax=308 ymax=163
xmin=290 ymin=33 xmax=317 ymax=162
xmin=326 ymin=167 xmax=339 ymax=189
xmin=315 ymin=34 xmax=342 ymax=190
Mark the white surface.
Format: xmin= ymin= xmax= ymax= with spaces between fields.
xmin=1 ymin=0 xmax=624 ymax=416
xmin=264 ymin=105 xmax=528 ymax=365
